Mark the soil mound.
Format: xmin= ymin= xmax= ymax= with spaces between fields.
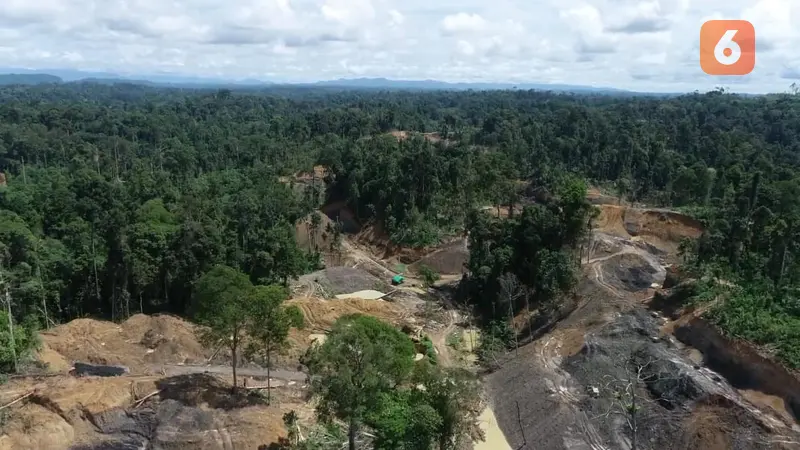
xmin=40 ymin=314 xmax=211 ymax=372
xmin=596 ymin=205 xmax=703 ymax=254
xmin=0 ymin=375 xmax=159 ymax=450
xmin=409 ymin=239 xmax=469 ymax=275
xmin=0 ymin=374 xmax=299 ymax=450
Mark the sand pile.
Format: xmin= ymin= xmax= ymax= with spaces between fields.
xmin=40 ymin=314 xmax=211 ymax=372
xmin=334 ymin=290 xmax=387 ymax=300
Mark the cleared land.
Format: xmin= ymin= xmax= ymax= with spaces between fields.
xmin=4 ymin=198 xmax=800 ymax=450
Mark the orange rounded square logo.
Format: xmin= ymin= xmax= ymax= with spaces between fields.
xmin=700 ymin=20 xmax=756 ymax=75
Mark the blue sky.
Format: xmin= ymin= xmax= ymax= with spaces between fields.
xmin=0 ymin=0 xmax=797 ymax=93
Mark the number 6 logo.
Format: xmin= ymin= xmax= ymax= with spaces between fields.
xmin=700 ymin=20 xmax=756 ymax=76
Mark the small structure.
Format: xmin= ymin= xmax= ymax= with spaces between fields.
xmin=392 ymin=274 xmax=405 ymax=286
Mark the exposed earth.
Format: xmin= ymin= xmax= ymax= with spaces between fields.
xmin=486 ymin=204 xmax=800 ymax=450
xmin=2 ymin=197 xmax=800 ymax=449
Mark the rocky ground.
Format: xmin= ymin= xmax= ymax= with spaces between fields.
xmin=485 ymin=206 xmax=800 ymax=450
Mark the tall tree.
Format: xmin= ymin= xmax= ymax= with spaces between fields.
xmin=246 ymin=284 xmax=304 ymax=403
xmin=191 ymin=264 xmax=253 ymax=389
xmin=306 ymin=314 xmax=416 ymax=450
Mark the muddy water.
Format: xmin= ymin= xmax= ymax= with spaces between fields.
xmin=474 ymin=407 xmax=512 ymax=450
xmin=740 ymin=390 xmax=797 ymax=426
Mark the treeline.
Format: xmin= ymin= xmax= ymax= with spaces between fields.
xmin=680 ymin=169 xmax=800 ymax=367
xmin=0 ymin=83 xmax=798 ymax=356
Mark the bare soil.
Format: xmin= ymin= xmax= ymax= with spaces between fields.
xmin=409 ymin=238 xmax=469 ymax=275
xmin=595 ymin=204 xmax=703 ymax=256
xmin=2 ymin=202 xmax=476 ymax=450
xmin=295 ymin=211 xmax=339 ymax=265
xmin=40 ymin=314 xmax=212 ymax=373
xmin=388 ymin=130 xmax=445 ymax=144
xmin=485 ymin=215 xmax=800 ymax=450
xmin=9 ymin=197 xmax=783 ymax=450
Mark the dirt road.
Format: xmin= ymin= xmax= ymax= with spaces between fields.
xmin=429 ymin=310 xmax=459 ymax=367
xmin=487 ymin=234 xmax=666 ymax=450
xmin=150 ymin=364 xmax=308 ymax=381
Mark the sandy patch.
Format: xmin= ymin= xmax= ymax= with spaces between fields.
xmin=334 ymin=290 xmax=387 ymax=300
xmin=35 ymin=342 xmax=71 ymax=373
xmin=308 ymin=334 xmax=327 ymax=345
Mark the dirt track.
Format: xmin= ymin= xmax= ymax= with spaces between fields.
xmin=486 ymin=222 xmax=800 ymax=450
xmin=486 ymin=238 xmax=652 ymax=450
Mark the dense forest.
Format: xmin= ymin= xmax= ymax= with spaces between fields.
xmin=0 ymin=83 xmax=799 ymax=368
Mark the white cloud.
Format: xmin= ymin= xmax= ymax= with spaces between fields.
xmin=0 ymin=0 xmax=794 ymax=92
xmin=441 ymin=13 xmax=487 ymax=35
xmin=322 ymin=0 xmax=375 ymax=25
xmin=457 ymin=40 xmax=475 ymax=56
xmin=389 ymin=9 xmax=404 ymax=26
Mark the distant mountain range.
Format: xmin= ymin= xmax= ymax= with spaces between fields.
xmin=304 ymin=77 xmax=635 ymax=94
xmin=0 ymin=73 xmax=62 ymax=85
xmin=0 ymin=68 xmax=668 ymax=95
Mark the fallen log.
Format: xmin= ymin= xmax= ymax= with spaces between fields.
xmin=0 ymin=391 xmax=34 ymax=411
xmin=133 ymin=390 xmax=161 ymax=408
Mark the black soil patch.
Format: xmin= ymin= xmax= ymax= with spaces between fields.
xmin=409 ymin=239 xmax=468 ymax=275
xmin=156 ymin=373 xmax=270 ymax=410
xmin=601 ymin=253 xmax=661 ymax=291
xmin=563 ymin=311 xmax=795 ymax=449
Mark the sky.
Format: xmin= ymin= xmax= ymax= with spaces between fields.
xmin=0 ymin=0 xmax=797 ymax=93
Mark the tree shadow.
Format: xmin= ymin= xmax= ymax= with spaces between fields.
xmin=259 ymin=438 xmax=291 ymax=450
xmin=156 ymin=373 xmax=269 ymax=411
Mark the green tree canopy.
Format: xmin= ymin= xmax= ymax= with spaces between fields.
xmin=306 ymin=314 xmax=416 ymax=450
xmin=192 ymin=264 xmax=253 ymax=388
